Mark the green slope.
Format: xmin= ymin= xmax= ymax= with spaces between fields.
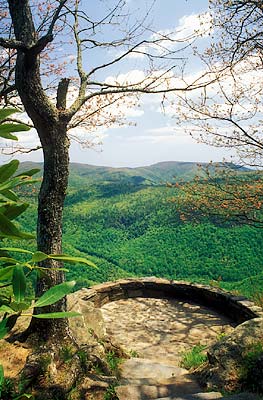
xmin=14 ymin=161 xmax=263 ymax=297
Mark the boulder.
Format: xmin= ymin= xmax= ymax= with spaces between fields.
xmin=68 ymin=289 xmax=106 ymax=345
xmin=198 ymin=318 xmax=263 ymax=393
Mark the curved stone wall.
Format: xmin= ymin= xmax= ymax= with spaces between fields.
xmin=78 ymin=277 xmax=263 ymax=324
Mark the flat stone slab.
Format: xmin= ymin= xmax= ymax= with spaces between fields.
xmin=117 ymin=357 xmax=208 ymax=399
xmin=155 ymin=393 xmax=223 ymax=400
xmin=154 ymin=391 xmax=263 ymax=399
xmin=101 ymin=297 xmax=234 ymax=365
xmin=120 ymin=358 xmax=189 ymax=384
xmin=116 ymin=381 xmax=203 ymax=400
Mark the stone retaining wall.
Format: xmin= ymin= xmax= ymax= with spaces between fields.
xmin=79 ymin=277 xmax=263 ymax=324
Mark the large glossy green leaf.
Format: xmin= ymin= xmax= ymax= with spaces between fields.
xmin=0 ymin=176 xmax=27 ymax=192
xmin=0 ymin=189 xmax=18 ymax=201
xmin=0 ymin=123 xmax=30 ymax=134
xmin=0 ymin=305 xmax=14 ymax=314
xmin=0 ymin=176 xmax=38 ymax=194
xmin=31 ymin=251 xmax=48 ymax=263
xmin=0 ymin=130 xmax=18 ymax=140
xmin=12 ymin=266 xmax=26 ymax=302
xmin=0 ymin=213 xmax=33 ymax=239
xmin=0 ymin=265 xmax=15 ymax=280
xmin=15 ymin=168 xmax=40 ymax=178
xmin=0 ymin=257 xmax=18 ymax=264
xmin=0 ymin=160 xmax=19 ymax=183
xmin=4 ymin=203 xmax=29 ymax=220
xmin=49 ymin=254 xmax=97 ymax=267
xmin=10 ymin=301 xmax=31 ymax=312
xmin=34 ymin=281 xmax=76 ymax=308
xmin=36 ymin=266 xmax=69 ymax=273
xmin=0 ymin=108 xmax=19 ymax=122
xmin=0 ymin=319 xmax=8 ymax=339
xmin=0 ymin=247 xmax=33 ymax=254
xmin=0 ymin=108 xmax=31 ymax=145
xmin=0 ymin=178 xmax=40 ymax=195
xmin=0 ymin=314 xmax=18 ymax=339
xmin=33 ymin=311 xmax=81 ymax=319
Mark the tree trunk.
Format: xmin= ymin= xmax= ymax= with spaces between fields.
xmin=28 ymin=123 xmax=71 ymax=341
xmin=8 ymin=0 xmax=72 ymax=341
xmin=14 ymin=52 xmax=71 ymax=341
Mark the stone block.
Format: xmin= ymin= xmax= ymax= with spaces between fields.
xmin=126 ymin=289 xmax=144 ymax=298
xmin=75 ymin=278 xmax=263 ymax=325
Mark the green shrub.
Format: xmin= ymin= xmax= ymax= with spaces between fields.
xmin=240 ymin=342 xmax=263 ymax=393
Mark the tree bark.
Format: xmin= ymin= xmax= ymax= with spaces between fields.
xmin=29 ymin=124 xmax=71 ymax=341
xmin=8 ymin=0 xmax=72 ymax=341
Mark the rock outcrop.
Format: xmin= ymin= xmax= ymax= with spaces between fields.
xmin=66 ymin=279 xmax=263 ymax=399
xmin=198 ymin=317 xmax=263 ymax=394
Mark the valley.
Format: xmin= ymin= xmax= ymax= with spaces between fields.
xmin=15 ymin=161 xmax=263 ymax=299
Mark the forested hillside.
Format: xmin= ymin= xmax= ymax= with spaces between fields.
xmin=15 ymin=161 xmax=263 ymax=296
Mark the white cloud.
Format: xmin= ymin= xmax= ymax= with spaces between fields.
xmin=146 ymin=126 xmax=175 ymax=136
xmin=0 ymin=127 xmax=41 ymax=158
xmin=112 ymin=12 xmax=213 ymax=62
xmin=105 ymin=70 xmax=145 ymax=86
xmin=123 ymin=123 xmax=197 ymax=145
xmin=140 ymin=53 xmax=263 ymax=136
xmin=150 ymin=12 xmax=213 ymax=53
xmin=16 ymin=128 xmax=40 ymax=145
xmin=125 ymin=108 xmax=144 ymax=117
xmin=68 ymin=126 xmax=108 ymax=147
xmin=125 ymin=133 xmax=194 ymax=145
xmin=175 ymin=12 xmax=213 ymax=40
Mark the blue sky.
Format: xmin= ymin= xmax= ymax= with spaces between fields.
xmin=1 ymin=0 xmax=236 ymax=167
xmin=71 ymin=0 xmax=232 ymax=167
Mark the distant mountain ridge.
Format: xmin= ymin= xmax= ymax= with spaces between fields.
xmin=19 ymin=160 xmax=247 ymax=185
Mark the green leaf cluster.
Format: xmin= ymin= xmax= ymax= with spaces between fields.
xmin=0 ymin=159 xmax=39 ymax=240
xmin=0 ymin=108 xmax=30 ymax=141
xmin=0 ymin=109 xmax=94 ymax=332
xmin=0 ymin=109 xmax=94 ymax=398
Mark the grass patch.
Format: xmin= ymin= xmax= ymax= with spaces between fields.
xmin=180 ymin=344 xmax=207 ymax=370
xmin=106 ymin=351 xmax=123 ymax=373
xmin=104 ymin=383 xmax=118 ymax=400
xmin=129 ymin=349 xmax=139 ymax=358
xmin=59 ymin=346 xmax=75 ymax=363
